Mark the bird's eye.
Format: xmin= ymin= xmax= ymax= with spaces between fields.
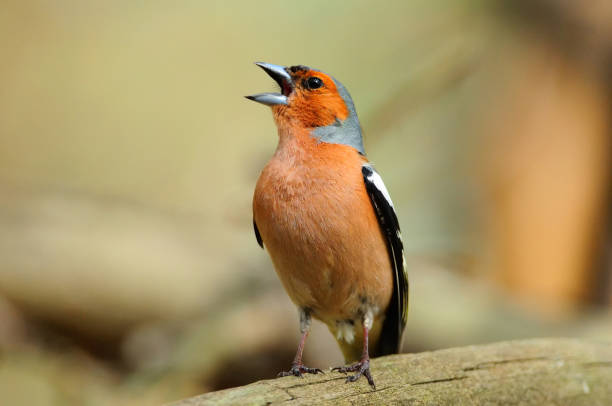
xmin=304 ymin=77 xmax=323 ymax=90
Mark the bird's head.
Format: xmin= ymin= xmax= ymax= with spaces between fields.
xmin=247 ymin=62 xmax=365 ymax=155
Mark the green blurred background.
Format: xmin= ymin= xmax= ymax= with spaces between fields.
xmin=1 ymin=1 xmax=611 ymax=404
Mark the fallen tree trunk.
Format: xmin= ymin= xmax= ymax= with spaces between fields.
xmin=170 ymin=338 xmax=612 ymax=405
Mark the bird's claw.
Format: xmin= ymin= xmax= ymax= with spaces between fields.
xmin=278 ymin=363 xmax=323 ymax=378
xmin=332 ymin=359 xmax=376 ymax=389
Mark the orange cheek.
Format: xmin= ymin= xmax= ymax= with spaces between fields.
xmin=288 ymin=90 xmax=349 ymax=128
xmin=322 ymin=92 xmax=349 ymax=121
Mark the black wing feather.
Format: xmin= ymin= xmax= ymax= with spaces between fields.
xmin=362 ymin=164 xmax=408 ymax=356
xmin=254 ymin=219 xmax=263 ymax=248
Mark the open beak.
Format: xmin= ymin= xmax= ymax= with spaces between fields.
xmin=246 ymin=62 xmax=293 ymax=106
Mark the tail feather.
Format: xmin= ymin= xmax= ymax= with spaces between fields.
xmin=373 ymin=306 xmax=404 ymax=357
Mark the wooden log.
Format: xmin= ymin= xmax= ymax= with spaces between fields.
xmin=169 ymin=338 xmax=612 ymax=405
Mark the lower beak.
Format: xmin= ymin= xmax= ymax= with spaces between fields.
xmin=246 ymin=62 xmax=293 ymax=106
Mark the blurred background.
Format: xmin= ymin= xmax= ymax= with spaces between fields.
xmin=1 ymin=0 xmax=611 ymax=404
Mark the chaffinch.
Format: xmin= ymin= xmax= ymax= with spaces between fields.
xmin=247 ymin=63 xmax=408 ymax=389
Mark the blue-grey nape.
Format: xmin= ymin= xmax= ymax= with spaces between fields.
xmin=311 ymin=78 xmax=365 ymax=155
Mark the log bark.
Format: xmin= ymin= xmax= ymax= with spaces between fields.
xmin=169 ymin=338 xmax=612 ymax=405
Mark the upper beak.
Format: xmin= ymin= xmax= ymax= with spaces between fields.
xmin=245 ymin=62 xmax=293 ymax=106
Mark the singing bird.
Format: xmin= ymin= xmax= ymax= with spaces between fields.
xmin=247 ymin=63 xmax=408 ymax=389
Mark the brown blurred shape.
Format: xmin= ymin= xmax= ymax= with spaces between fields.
xmin=478 ymin=0 xmax=612 ymax=315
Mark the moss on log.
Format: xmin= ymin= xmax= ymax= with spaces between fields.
xmin=170 ymin=338 xmax=612 ymax=405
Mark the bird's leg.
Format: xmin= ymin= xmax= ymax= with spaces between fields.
xmin=332 ymin=314 xmax=376 ymax=389
xmin=278 ymin=308 xmax=323 ymax=378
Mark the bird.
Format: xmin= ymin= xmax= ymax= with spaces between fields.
xmin=246 ymin=62 xmax=408 ymax=389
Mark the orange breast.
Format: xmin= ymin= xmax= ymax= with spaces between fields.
xmin=253 ymin=128 xmax=393 ymax=325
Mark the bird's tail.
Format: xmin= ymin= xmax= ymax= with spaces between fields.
xmin=372 ymin=300 xmax=404 ymax=358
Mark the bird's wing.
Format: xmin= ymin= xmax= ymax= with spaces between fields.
xmin=254 ymin=219 xmax=263 ymax=248
xmin=361 ymin=163 xmax=408 ymax=355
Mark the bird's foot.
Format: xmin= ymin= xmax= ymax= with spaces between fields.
xmin=332 ymin=358 xmax=376 ymax=389
xmin=278 ymin=363 xmax=323 ymax=378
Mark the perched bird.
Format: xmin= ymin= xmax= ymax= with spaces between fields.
xmin=247 ymin=63 xmax=408 ymax=389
